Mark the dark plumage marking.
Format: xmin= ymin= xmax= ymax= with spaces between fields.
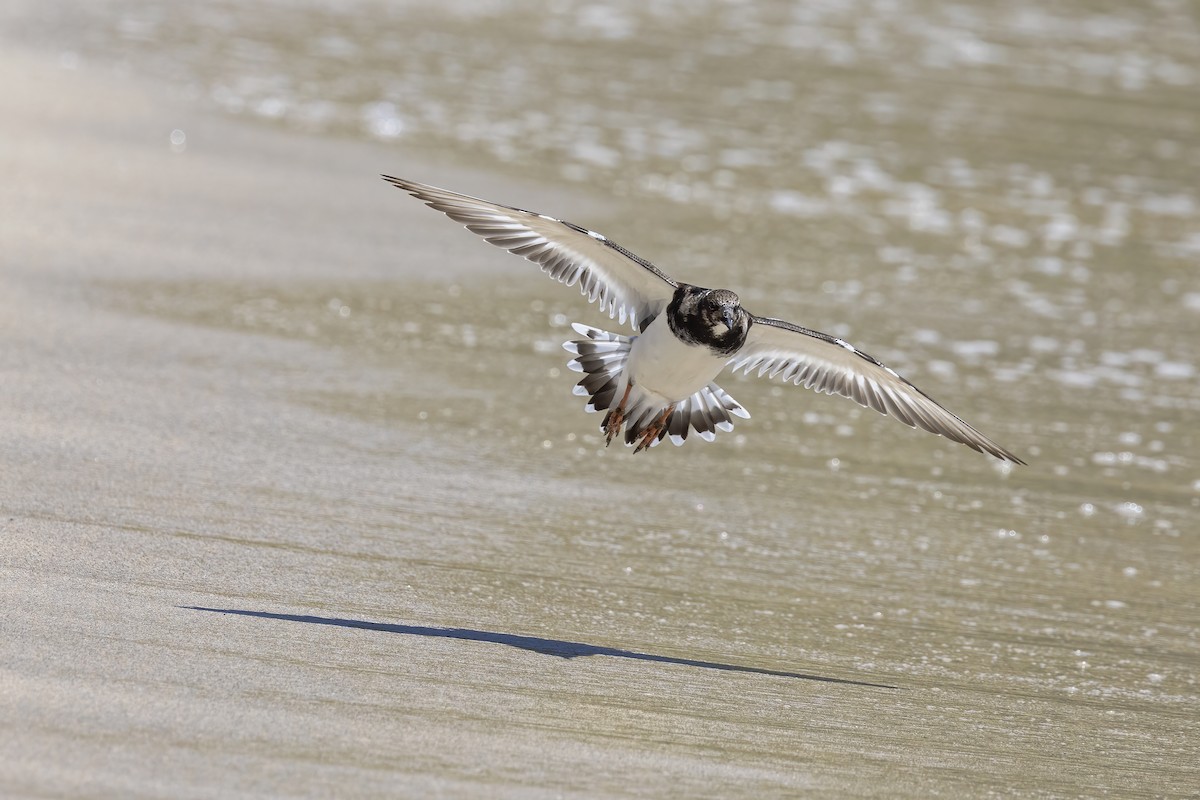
xmin=752 ymin=316 xmax=902 ymax=381
xmin=558 ymin=221 xmax=671 ymax=281
xmin=667 ymin=285 xmax=750 ymax=356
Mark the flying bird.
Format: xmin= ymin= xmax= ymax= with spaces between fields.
xmin=383 ymin=176 xmax=1024 ymax=464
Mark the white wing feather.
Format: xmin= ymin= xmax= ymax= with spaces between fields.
xmin=731 ymin=317 xmax=1024 ymax=464
xmin=383 ymin=176 xmax=677 ymax=331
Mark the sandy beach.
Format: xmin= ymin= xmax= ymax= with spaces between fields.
xmin=4 ymin=49 xmax=889 ymax=798
xmin=0 ymin=50 xmax=634 ymax=797
xmin=2 ymin=24 xmax=1197 ymax=799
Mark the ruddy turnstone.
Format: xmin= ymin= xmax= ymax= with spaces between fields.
xmin=383 ymin=176 xmax=1024 ymax=464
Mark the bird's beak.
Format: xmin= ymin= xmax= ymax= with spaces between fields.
xmin=723 ymin=308 xmax=738 ymax=331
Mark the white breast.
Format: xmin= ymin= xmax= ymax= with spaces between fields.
xmin=624 ymin=315 xmax=729 ymax=401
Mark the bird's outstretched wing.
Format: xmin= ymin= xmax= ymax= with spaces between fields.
xmin=730 ymin=316 xmax=1025 ymax=464
xmin=383 ymin=176 xmax=678 ymax=331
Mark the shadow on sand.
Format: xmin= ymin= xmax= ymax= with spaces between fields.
xmin=184 ymin=606 xmax=896 ymax=689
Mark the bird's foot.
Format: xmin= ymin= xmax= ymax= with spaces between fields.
xmin=602 ymin=410 xmax=623 ymax=446
xmin=633 ymin=405 xmax=675 ymax=454
xmin=603 ymin=384 xmax=633 ymax=446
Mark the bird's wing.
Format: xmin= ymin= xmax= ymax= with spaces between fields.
xmin=383 ymin=176 xmax=678 ymax=331
xmin=730 ymin=316 xmax=1025 ymax=464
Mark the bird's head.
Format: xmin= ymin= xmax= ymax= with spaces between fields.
xmin=700 ymin=289 xmax=746 ymax=335
xmin=670 ymin=286 xmax=751 ymax=355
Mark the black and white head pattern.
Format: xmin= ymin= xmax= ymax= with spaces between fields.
xmin=667 ymin=286 xmax=751 ymax=357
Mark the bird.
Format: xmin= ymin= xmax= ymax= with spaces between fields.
xmin=382 ymin=175 xmax=1024 ymax=464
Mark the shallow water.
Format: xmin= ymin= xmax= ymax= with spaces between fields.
xmin=10 ymin=0 xmax=1200 ymax=795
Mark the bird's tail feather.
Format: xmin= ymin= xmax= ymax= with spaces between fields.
xmin=563 ymin=323 xmax=631 ymax=413
xmin=563 ymin=323 xmax=749 ymax=448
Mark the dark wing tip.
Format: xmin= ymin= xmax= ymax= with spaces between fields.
xmin=998 ymin=449 xmax=1028 ymax=466
xmin=972 ymin=439 xmax=1026 ymax=465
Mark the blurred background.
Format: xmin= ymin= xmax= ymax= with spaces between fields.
xmin=14 ymin=0 xmax=1194 ymax=525
xmin=2 ymin=0 xmax=1198 ymax=795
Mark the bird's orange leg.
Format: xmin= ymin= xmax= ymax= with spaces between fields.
xmin=603 ymin=383 xmax=633 ymax=446
xmin=633 ymin=404 xmax=675 ymax=454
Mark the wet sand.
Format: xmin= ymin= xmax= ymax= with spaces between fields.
xmin=2 ymin=48 xmax=1197 ymax=799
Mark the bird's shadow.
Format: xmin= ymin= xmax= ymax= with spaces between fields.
xmin=183 ymin=606 xmax=897 ymax=689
